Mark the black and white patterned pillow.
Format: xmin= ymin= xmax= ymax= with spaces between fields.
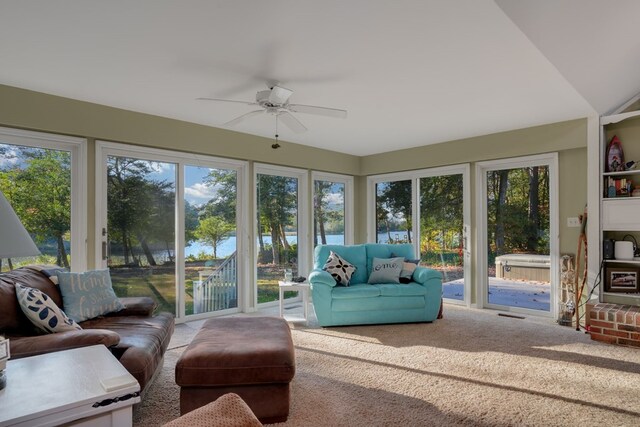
xmin=323 ymin=251 xmax=357 ymax=286
xmin=15 ymin=283 xmax=82 ymax=333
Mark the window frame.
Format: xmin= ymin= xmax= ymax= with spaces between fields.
xmin=475 ymin=153 xmax=559 ymax=317
xmin=253 ymin=163 xmax=309 ymax=308
xmin=95 ymin=140 xmax=249 ymax=323
xmin=311 ymin=171 xmax=355 ymax=247
xmin=0 ymin=126 xmax=87 ymax=272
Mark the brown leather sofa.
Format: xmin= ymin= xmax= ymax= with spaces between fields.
xmin=0 ymin=266 xmax=175 ymax=394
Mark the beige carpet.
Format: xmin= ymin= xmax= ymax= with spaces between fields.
xmin=134 ymin=305 xmax=640 ymax=426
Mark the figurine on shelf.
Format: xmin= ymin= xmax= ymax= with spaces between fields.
xmin=606 ymin=135 xmax=625 ymax=172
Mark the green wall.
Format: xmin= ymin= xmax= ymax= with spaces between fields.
xmin=0 ymin=84 xmax=589 ymax=306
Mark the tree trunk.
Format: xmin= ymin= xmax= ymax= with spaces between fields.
xmin=527 ymin=166 xmax=540 ymax=251
xmin=137 ymin=234 xmax=157 ymax=266
xmin=495 ymin=170 xmax=509 ymax=256
xmin=314 ymin=191 xmax=327 ymax=245
xmin=57 ymin=234 xmax=69 ymax=268
xmin=279 ymin=223 xmax=291 ymax=251
xmin=270 ymin=225 xmax=280 ymax=265
xmin=122 ymin=228 xmax=130 ymax=265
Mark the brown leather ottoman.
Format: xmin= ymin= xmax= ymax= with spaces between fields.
xmin=175 ymin=316 xmax=295 ymax=423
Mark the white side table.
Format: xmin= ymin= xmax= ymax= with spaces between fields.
xmin=0 ymin=345 xmax=140 ymax=427
xmin=278 ymin=281 xmax=311 ymax=324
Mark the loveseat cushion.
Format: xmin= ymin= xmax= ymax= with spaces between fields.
xmin=374 ymin=283 xmax=428 ymax=297
xmin=331 ymin=284 xmax=380 ymax=299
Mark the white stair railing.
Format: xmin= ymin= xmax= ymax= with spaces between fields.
xmin=193 ymin=251 xmax=237 ymax=313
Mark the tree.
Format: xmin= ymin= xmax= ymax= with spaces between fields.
xmin=107 ymin=157 xmax=176 ymax=266
xmin=256 ymin=174 xmax=297 ymax=264
xmin=376 ymin=180 xmax=412 ymax=243
xmin=0 ymin=147 xmax=72 ymax=267
xmin=196 ymin=216 xmax=233 ymax=259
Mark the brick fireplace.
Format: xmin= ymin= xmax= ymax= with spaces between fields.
xmin=586 ymin=302 xmax=640 ymax=347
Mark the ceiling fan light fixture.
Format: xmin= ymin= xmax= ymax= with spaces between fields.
xmin=268 ymin=85 xmax=293 ymax=105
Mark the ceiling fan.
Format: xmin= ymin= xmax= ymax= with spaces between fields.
xmin=197 ymin=84 xmax=347 ymax=134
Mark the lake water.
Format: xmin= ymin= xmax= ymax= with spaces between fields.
xmin=185 ymin=232 xmax=409 ymax=258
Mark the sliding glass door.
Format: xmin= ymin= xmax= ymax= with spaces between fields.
xmin=369 ymin=165 xmax=470 ymax=305
xmin=97 ymin=142 xmax=246 ymax=321
xmin=419 ymin=171 xmax=468 ymax=303
xmin=184 ymin=166 xmax=238 ymax=315
xmin=105 ymin=155 xmax=177 ymax=314
xmin=254 ymin=164 xmax=308 ymax=305
xmin=477 ymin=154 xmax=558 ymax=315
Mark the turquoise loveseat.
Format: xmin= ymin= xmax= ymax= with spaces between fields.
xmin=309 ymin=243 xmax=442 ymax=327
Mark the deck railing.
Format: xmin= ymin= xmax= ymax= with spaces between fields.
xmin=193 ymin=251 xmax=237 ymax=313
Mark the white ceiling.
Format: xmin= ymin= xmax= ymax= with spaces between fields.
xmin=0 ymin=1 xmax=637 ymax=156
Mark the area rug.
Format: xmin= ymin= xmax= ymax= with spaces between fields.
xmin=134 ymin=305 xmax=640 ymax=426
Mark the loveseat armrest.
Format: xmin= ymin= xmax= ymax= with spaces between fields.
xmin=110 ymin=297 xmax=157 ymax=317
xmin=308 ymin=269 xmax=337 ymax=287
xmin=8 ymin=329 xmax=121 ymax=359
xmin=412 ymin=266 xmax=442 ymax=286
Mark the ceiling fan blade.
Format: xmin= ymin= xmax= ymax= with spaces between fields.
xmin=197 ymin=97 xmax=258 ymax=106
xmin=287 ymin=103 xmax=347 ymax=119
xmin=278 ymin=111 xmax=307 ymax=134
xmin=224 ymin=110 xmax=264 ymax=127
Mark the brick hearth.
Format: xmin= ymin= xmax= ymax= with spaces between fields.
xmin=586 ymin=302 xmax=640 ymax=348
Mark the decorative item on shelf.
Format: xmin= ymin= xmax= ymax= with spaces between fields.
xmin=606 ymin=176 xmax=632 ymax=197
xmin=604 ymin=265 xmax=640 ymax=293
xmin=622 ymin=234 xmax=640 ymax=257
xmin=0 ymin=336 xmax=9 ymax=390
xmin=606 ymin=135 xmax=625 ymax=172
xmin=632 ymin=186 xmax=640 ymax=197
xmin=603 ymin=239 xmax=615 ymax=259
xmin=615 ymin=241 xmax=634 ymax=260
xmin=558 ymin=255 xmax=576 ymax=327
xmin=625 ymin=160 xmax=638 ymax=170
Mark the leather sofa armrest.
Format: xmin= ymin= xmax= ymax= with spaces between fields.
xmin=412 ymin=266 xmax=442 ymax=286
xmin=8 ymin=329 xmax=121 ymax=359
xmin=309 ymin=269 xmax=337 ymax=287
xmin=111 ymin=297 xmax=157 ymax=317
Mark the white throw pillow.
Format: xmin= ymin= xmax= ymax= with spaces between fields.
xmin=323 ymin=251 xmax=357 ymax=286
xmin=15 ymin=283 xmax=82 ymax=333
xmin=368 ymin=257 xmax=404 ymax=284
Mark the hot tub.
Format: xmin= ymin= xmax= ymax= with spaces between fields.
xmin=495 ymin=254 xmax=550 ymax=282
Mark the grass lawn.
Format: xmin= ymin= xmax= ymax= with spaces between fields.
xmin=109 ymin=262 xmax=300 ymax=314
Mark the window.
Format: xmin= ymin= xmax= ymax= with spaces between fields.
xmin=254 ymin=164 xmax=308 ymax=305
xmin=312 ymin=172 xmax=354 ymax=247
xmin=0 ymin=127 xmax=86 ymax=272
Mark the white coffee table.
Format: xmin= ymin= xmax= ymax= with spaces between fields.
xmin=0 ymin=344 xmax=140 ymax=427
xmin=278 ymin=281 xmax=311 ymax=324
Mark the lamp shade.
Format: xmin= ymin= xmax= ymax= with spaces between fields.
xmin=0 ymin=191 xmax=41 ymax=258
